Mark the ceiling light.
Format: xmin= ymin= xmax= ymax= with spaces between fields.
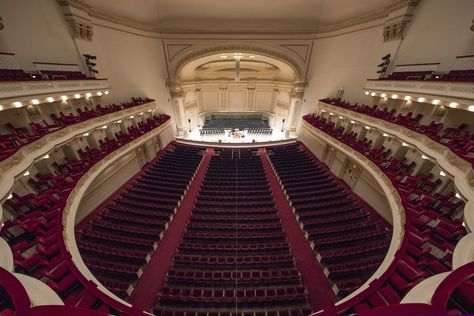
xmin=432 ymin=99 xmax=440 ymax=105
xmin=370 ymin=92 xmax=376 ymax=96
xmin=83 ymin=133 xmax=89 ymax=137
xmin=104 ymin=91 xmax=109 ymax=95
xmin=402 ymin=142 xmax=409 ymax=147
xmin=365 ymin=91 xmax=370 ymax=95
xmin=86 ymin=93 xmax=92 ymax=98
xmin=365 ymin=126 xmax=370 ymax=130
xmin=418 ymin=97 xmax=425 ymax=102
xmin=61 ymin=95 xmax=68 ymax=101
xmin=129 ymin=115 xmax=134 ymax=119
xmin=381 ymin=93 xmax=387 ymax=98
xmin=31 ymin=99 xmax=39 ymax=105
xmin=449 ymin=102 xmax=458 ymax=108
xmin=329 ymin=112 xmax=334 ymax=116
xmin=97 ymin=92 xmax=103 ymax=96
xmin=47 ymin=97 xmax=54 ymax=102
xmin=439 ymin=171 xmax=446 ymax=176
xmin=350 ymin=120 xmax=355 ymax=124
xmin=102 ymin=125 xmax=107 ymax=129
xmin=392 ymin=94 xmax=398 ymax=99
xmin=321 ymin=109 xmax=326 ymax=112
xmin=7 ymin=194 xmax=13 ymax=199
xmin=383 ymin=133 xmax=389 ymax=137
xmin=42 ymin=154 xmax=49 ymax=159
xmin=23 ymin=171 xmax=30 ymax=176
xmin=14 ymin=102 xmax=22 ymax=108
xmin=421 ymin=155 xmax=429 ymax=160
xmin=404 ymin=96 xmax=411 ymax=101
xmin=468 ymin=105 xmax=474 ymax=112
xmin=455 ymin=193 xmax=461 ymax=199
xmin=339 ymin=116 xmax=343 ymax=119
xmin=147 ymin=109 xmax=152 ymax=112
xmin=74 ymin=94 xmax=81 ymax=99
xmin=117 ymin=120 xmax=122 ymax=123
xmin=140 ymin=112 xmax=144 ymax=115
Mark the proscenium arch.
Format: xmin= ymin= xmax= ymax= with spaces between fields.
xmin=168 ymin=42 xmax=307 ymax=85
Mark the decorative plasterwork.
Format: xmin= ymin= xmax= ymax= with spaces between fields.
xmin=0 ymin=101 xmax=159 ymax=203
xmin=167 ymin=42 xmax=307 ymax=86
xmin=317 ymin=100 xmax=474 ymax=230
xmin=382 ymin=0 xmax=420 ymax=41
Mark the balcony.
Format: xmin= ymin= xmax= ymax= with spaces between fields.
xmin=0 ymin=79 xmax=110 ymax=103
xmin=364 ymin=79 xmax=474 ymax=105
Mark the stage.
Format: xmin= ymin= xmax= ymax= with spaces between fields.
xmin=179 ymin=127 xmax=295 ymax=144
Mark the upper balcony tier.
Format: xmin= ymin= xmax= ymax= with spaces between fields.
xmin=364 ymin=79 xmax=474 ymax=109
xmin=0 ymin=79 xmax=110 ymax=106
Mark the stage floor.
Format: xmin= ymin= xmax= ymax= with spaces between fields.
xmin=181 ymin=128 xmax=294 ymax=143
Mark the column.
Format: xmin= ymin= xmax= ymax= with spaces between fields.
xmin=286 ymin=87 xmax=304 ymax=136
xmin=170 ymin=87 xmax=187 ymax=135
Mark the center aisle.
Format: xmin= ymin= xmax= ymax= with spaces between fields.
xmin=258 ymin=148 xmax=337 ymax=311
xmin=128 ymin=147 xmax=214 ymax=312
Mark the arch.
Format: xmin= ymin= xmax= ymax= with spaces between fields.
xmin=168 ymin=41 xmax=307 ymax=85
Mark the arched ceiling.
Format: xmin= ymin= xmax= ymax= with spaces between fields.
xmin=83 ymin=0 xmax=397 ymax=32
xmin=178 ymin=53 xmax=297 ymax=83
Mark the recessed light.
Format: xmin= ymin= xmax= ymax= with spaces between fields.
xmin=14 ymin=102 xmax=22 ymax=108
xmin=365 ymin=91 xmax=370 ymax=95
xmin=86 ymin=93 xmax=92 ymax=98
xmin=32 ymin=99 xmax=39 ymax=105
xmin=249 ymin=55 xmax=256 ymax=59
xmin=329 ymin=113 xmax=334 ymax=116
xmin=392 ymin=94 xmax=398 ymax=99
xmin=220 ymin=55 xmax=228 ymax=59
xmin=468 ymin=105 xmax=474 ymax=112
xmin=42 ymin=154 xmax=49 ymax=159
xmin=130 ymin=115 xmax=134 ymax=119
xmin=47 ymin=97 xmax=54 ymax=102
xmin=102 ymin=125 xmax=107 ymax=129
xmin=61 ymin=95 xmax=68 ymax=101
xmin=83 ymin=133 xmax=89 ymax=137
xmin=104 ymin=91 xmax=109 ymax=95
xmin=432 ymin=99 xmax=440 ymax=105
xmin=117 ymin=120 xmax=122 ymax=123
xmin=381 ymin=93 xmax=387 ymax=98
xmin=365 ymin=126 xmax=370 ymax=130
xmin=339 ymin=116 xmax=343 ymax=119
xmin=0 ymin=105 xmax=3 ymax=111
xmin=350 ymin=120 xmax=355 ymax=124
xmin=140 ymin=112 xmax=144 ymax=115
xmin=439 ymin=171 xmax=446 ymax=176
xmin=23 ymin=171 xmax=30 ymax=176
xmin=455 ymin=193 xmax=461 ymax=199
xmin=449 ymin=102 xmax=458 ymax=108
xmin=7 ymin=194 xmax=13 ymax=199
xmin=402 ymin=142 xmax=409 ymax=147
xmin=404 ymin=96 xmax=411 ymax=101
xmin=421 ymin=155 xmax=429 ymax=159
xmin=371 ymin=92 xmax=376 ymax=96
xmin=383 ymin=133 xmax=389 ymax=137
xmin=97 ymin=92 xmax=103 ymax=96
xmin=74 ymin=94 xmax=81 ymax=99
xmin=321 ymin=109 xmax=326 ymax=112
xmin=418 ymin=97 xmax=425 ymax=102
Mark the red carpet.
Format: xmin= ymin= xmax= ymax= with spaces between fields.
xmin=128 ymin=148 xmax=214 ymax=312
xmin=259 ymin=149 xmax=337 ymax=311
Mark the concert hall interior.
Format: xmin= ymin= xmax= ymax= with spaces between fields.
xmin=0 ymin=1 xmax=473 ymax=315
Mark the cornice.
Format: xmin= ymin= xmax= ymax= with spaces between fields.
xmin=57 ymin=0 xmax=419 ymax=38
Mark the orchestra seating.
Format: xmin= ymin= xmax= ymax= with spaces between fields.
xmin=0 ymin=97 xmax=154 ymax=162
xmin=154 ymin=148 xmax=312 ymax=316
xmin=0 ymin=113 xmax=171 ymax=314
xmin=77 ymin=144 xmax=203 ymax=299
xmin=302 ymin=114 xmax=468 ymax=313
xmin=267 ymin=144 xmax=391 ymax=299
xmin=202 ymin=115 xmax=271 ymax=130
xmin=320 ymin=98 xmax=474 ymax=167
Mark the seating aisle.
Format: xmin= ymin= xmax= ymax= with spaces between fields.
xmin=259 ymin=148 xmax=337 ymax=311
xmin=154 ymin=148 xmax=313 ymax=316
xmin=76 ymin=144 xmax=204 ymax=299
xmin=267 ymin=144 xmax=392 ymax=300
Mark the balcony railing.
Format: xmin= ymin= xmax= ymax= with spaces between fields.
xmin=0 ymin=79 xmax=110 ymax=101
xmin=365 ymin=79 xmax=474 ymax=101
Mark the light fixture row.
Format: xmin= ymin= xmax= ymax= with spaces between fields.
xmin=0 ymin=90 xmax=110 ymax=111
xmin=365 ymin=91 xmax=474 ymax=112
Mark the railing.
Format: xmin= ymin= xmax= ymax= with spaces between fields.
xmin=0 ymin=79 xmax=109 ymax=100
xmin=365 ymin=79 xmax=474 ymax=101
